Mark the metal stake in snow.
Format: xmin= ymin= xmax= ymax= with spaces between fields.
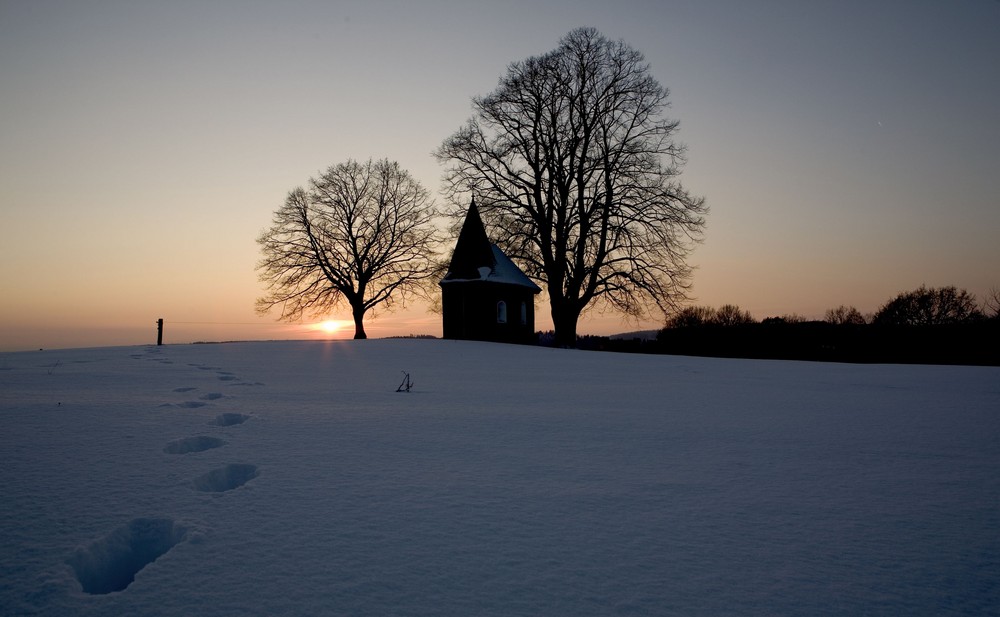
xmin=396 ymin=371 xmax=413 ymax=393
xmin=156 ymin=318 xmax=164 ymax=346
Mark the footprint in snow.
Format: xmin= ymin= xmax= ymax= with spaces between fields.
xmin=199 ymin=392 xmax=224 ymax=401
xmin=177 ymin=401 xmax=207 ymax=409
xmin=67 ymin=518 xmax=188 ymax=595
xmin=173 ymin=387 xmax=197 ymax=393
xmin=211 ymin=413 xmax=250 ymax=427
xmin=163 ymin=436 xmax=226 ymax=454
xmin=192 ymin=464 xmax=258 ymax=493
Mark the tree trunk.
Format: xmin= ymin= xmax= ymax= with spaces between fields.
xmin=551 ymin=302 xmax=579 ymax=348
xmin=352 ymin=305 xmax=368 ymax=340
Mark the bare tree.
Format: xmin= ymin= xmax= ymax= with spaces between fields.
xmin=436 ymin=27 xmax=707 ymax=347
xmin=712 ymin=304 xmax=756 ymax=327
xmin=984 ymin=287 xmax=1000 ymax=319
xmin=825 ymin=305 xmax=867 ymax=325
xmin=665 ymin=305 xmax=717 ymax=329
xmin=873 ymin=285 xmax=982 ymax=326
xmin=256 ymin=159 xmax=441 ymax=339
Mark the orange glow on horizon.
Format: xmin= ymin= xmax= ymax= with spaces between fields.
xmin=312 ymin=320 xmax=349 ymax=335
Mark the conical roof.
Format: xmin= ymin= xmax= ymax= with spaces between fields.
xmin=441 ymin=200 xmax=541 ymax=292
xmin=443 ymin=199 xmax=496 ymax=280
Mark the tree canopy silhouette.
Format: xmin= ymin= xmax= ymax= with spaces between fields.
xmin=437 ymin=27 xmax=706 ymax=347
xmin=825 ymin=305 xmax=867 ymax=326
xmin=873 ymin=285 xmax=982 ymax=326
xmin=256 ymin=159 xmax=441 ymax=339
xmin=665 ymin=305 xmax=717 ymax=329
xmin=712 ymin=304 xmax=756 ymax=327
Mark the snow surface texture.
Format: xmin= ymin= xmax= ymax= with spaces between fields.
xmin=1 ymin=340 xmax=998 ymax=616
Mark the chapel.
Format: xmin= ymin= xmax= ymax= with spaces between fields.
xmin=440 ymin=200 xmax=541 ymax=344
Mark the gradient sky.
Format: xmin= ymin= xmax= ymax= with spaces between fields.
xmin=2 ymin=0 xmax=998 ymax=351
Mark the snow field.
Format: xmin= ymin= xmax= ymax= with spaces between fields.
xmin=1 ymin=340 xmax=998 ymax=615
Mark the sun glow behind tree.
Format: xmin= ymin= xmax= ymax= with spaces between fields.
xmin=312 ymin=320 xmax=350 ymax=336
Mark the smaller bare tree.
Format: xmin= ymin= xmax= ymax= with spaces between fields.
xmin=665 ymin=306 xmax=716 ymax=328
xmin=712 ymin=304 xmax=756 ymax=327
xmin=825 ymin=305 xmax=867 ymax=325
xmin=256 ymin=159 xmax=441 ymax=339
xmin=984 ymin=287 xmax=1000 ymax=319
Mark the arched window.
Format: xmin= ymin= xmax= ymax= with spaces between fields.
xmin=520 ymin=301 xmax=528 ymax=325
xmin=497 ymin=301 xmax=507 ymax=324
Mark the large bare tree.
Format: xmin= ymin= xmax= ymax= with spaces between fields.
xmin=256 ymin=159 xmax=440 ymax=339
xmin=437 ymin=27 xmax=707 ymax=347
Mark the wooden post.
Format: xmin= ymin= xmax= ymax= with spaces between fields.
xmin=156 ymin=319 xmax=164 ymax=346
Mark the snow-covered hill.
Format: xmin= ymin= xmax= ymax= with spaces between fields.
xmin=2 ymin=340 xmax=998 ymax=615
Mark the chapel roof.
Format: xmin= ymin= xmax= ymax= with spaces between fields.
xmin=440 ymin=200 xmax=541 ymax=292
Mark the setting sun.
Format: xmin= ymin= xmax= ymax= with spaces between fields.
xmin=314 ymin=320 xmax=346 ymax=335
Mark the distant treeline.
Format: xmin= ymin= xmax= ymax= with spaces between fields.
xmin=542 ymin=285 xmax=1000 ymax=366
